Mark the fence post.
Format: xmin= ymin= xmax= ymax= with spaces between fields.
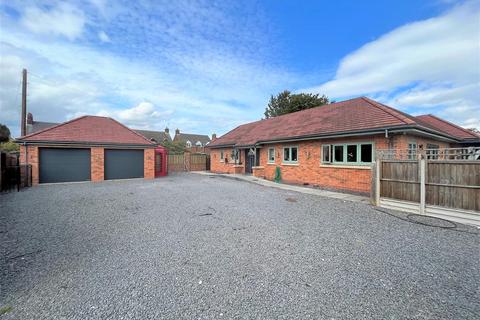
xmin=419 ymin=158 xmax=426 ymax=215
xmin=374 ymin=160 xmax=381 ymax=206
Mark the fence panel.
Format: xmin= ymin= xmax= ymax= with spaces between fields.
xmin=426 ymin=161 xmax=480 ymax=211
xmin=168 ymin=153 xmax=185 ymax=172
xmin=190 ymin=154 xmax=207 ymax=171
xmin=380 ymin=161 xmax=420 ymax=202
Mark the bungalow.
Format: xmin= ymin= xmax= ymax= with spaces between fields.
xmin=17 ymin=115 xmax=168 ymax=185
xmin=207 ymin=97 xmax=480 ymax=194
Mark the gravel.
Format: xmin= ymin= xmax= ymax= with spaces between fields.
xmin=1 ymin=173 xmax=479 ymax=319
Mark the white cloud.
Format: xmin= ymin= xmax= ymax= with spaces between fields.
xmin=0 ymin=1 xmax=286 ymax=136
xmin=21 ymin=3 xmax=86 ymax=40
xmin=304 ymin=1 xmax=480 ymax=129
xmin=98 ymin=31 xmax=110 ymax=42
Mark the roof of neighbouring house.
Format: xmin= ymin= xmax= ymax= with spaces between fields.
xmin=134 ymin=129 xmax=172 ymax=143
xmin=208 ymin=97 xmax=477 ymax=148
xmin=17 ymin=115 xmax=155 ymax=146
xmin=415 ymin=114 xmax=480 ymax=141
xmin=174 ymin=132 xmax=211 ymax=145
xmin=26 ymin=121 xmax=59 ymax=134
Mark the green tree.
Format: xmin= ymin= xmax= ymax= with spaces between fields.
xmin=0 ymin=124 xmax=11 ymax=142
xmin=264 ymin=90 xmax=330 ymax=118
xmin=0 ymin=140 xmax=19 ymax=152
xmin=161 ymin=140 xmax=186 ymax=153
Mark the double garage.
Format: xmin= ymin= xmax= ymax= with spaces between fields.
xmin=16 ymin=115 xmax=161 ymax=185
xmin=39 ymin=148 xmax=145 ymax=183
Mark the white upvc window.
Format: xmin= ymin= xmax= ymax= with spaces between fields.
xmin=268 ymin=148 xmax=275 ymax=163
xmin=283 ymin=146 xmax=298 ymax=163
xmin=328 ymin=142 xmax=374 ymax=165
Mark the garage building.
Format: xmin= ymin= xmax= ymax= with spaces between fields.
xmin=17 ymin=115 xmax=157 ymax=185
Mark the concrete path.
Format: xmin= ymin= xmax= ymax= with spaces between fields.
xmin=192 ymin=171 xmax=370 ymax=204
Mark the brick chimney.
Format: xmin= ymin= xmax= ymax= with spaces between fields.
xmin=175 ymin=128 xmax=180 ymax=135
xmin=164 ymin=127 xmax=169 ymax=134
xmin=212 ymin=133 xmax=217 ymax=140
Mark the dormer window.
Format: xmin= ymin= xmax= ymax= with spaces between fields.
xmin=186 ymin=141 xmax=192 ymax=148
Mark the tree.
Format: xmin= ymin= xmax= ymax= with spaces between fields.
xmin=264 ymin=90 xmax=330 ymax=118
xmin=0 ymin=140 xmax=19 ymax=152
xmin=161 ymin=140 xmax=186 ymax=153
xmin=0 ymin=124 xmax=11 ymax=142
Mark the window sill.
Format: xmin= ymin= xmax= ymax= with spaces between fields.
xmin=320 ymin=164 xmax=372 ymax=170
xmin=266 ymin=162 xmax=276 ymax=165
xmin=252 ymin=166 xmax=264 ymax=169
xmin=282 ymin=162 xmax=299 ymax=166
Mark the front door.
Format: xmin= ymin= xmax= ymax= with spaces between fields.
xmin=245 ymin=149 xmax=255 ymax=174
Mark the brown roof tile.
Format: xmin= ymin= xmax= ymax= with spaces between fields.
xmin=416 ymin=114 xmax=479 ymax=140
xmin=18 ymin=116 xmax=155 ymax=145
xmin=209 ymin=97 xmax=419 ymax=147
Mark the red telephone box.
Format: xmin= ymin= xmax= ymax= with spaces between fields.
xmin=154 ymin=147 xmax=168 ymax=177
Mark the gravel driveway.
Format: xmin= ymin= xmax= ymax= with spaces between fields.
xmin=1 ymin=173 xmax=479 ymax=319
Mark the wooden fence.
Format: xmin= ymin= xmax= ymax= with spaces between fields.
xmin=167 ymin=152 xmax=209 ymax=172
xmin=374 ymin=148 xmax=480 ymax=226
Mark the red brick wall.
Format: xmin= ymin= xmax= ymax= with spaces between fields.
xmin=144 ymin=149 xmax=155 ymax=179
xmin=19 ymin=145 xmax=39 ymax=186
xmin=209 ymin=134 xmax=453 ymax=193
xmin=258 ymin=136 xmax=387 ymax=194
xmin=91 ymin=147 xmax=104 ymax=182
xmin=390 ymin=135 xmax=450 ymax=151
xmin=210 ymin=148 xmax=245 ymax=174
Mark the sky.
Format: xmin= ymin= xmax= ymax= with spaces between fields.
xmin=0 ymin=0 xmax=479 ymax=138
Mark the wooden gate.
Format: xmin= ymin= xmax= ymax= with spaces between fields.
xmin=167 ymin=152 xmax=208 ymax=172
xmin=374 ymin=148 xmax=480 ymax=226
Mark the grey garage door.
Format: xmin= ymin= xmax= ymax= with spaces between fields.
xmin=39 ymin=148 xmax=91 ymax=183
xmin=104 ymin=149 xmax=144 ymax=180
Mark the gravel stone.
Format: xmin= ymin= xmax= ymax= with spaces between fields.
xmin=1 ymin=173 xmax=479 ymax=319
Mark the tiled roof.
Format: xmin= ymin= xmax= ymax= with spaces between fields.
xmin=174 ymin=133 xmax=211 ymax=145
xmin=18 ymin=116 xmax=155 ymax=145
xmin=415 ymin=114 xmax=480 ymax=140
xmin=26 ymin=121 xmax=58 ymax=134
xmin=135 ymin=129 xmax=172 ymax=143
xmin=209 ymin=97 xmax=423 ymax=147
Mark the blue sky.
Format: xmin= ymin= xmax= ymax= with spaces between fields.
xmin=0 ymin=0 xmax=479 ymax=138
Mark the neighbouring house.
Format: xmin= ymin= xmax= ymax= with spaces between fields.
xmin=207 ymin=97 xmax=480 ymax=194
xmin=26 ymin=112 xmax=58 ymax=134
xmin=16 ymin=115 xmax=168 ymax=185
xmin=173 ymin=129 xmax=211 ymax=153
xmin=135 ymin=128 xmax=172 ymax=144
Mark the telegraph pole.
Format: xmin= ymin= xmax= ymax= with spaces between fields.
xmin=21 ymin=69 xmax=27 ymax=136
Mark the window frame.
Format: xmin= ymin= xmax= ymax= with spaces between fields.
xmin=220 ymin=150 xmax=224 ymax=162
xmin=321 ymin=144 xmax=331 ymax=163
xmin=282 ymin=146 xmax=299 ymax=164
xmin=328 ymin=142 xmax=374 ymax=165
xmin=408 ymin=142 xmax=417 ymax=160
xmin=267 ymin=147 xmax=275 ymax=163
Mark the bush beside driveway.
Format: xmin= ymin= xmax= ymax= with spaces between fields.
xmin=1 ymin=173 xmax=479 ymax=319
